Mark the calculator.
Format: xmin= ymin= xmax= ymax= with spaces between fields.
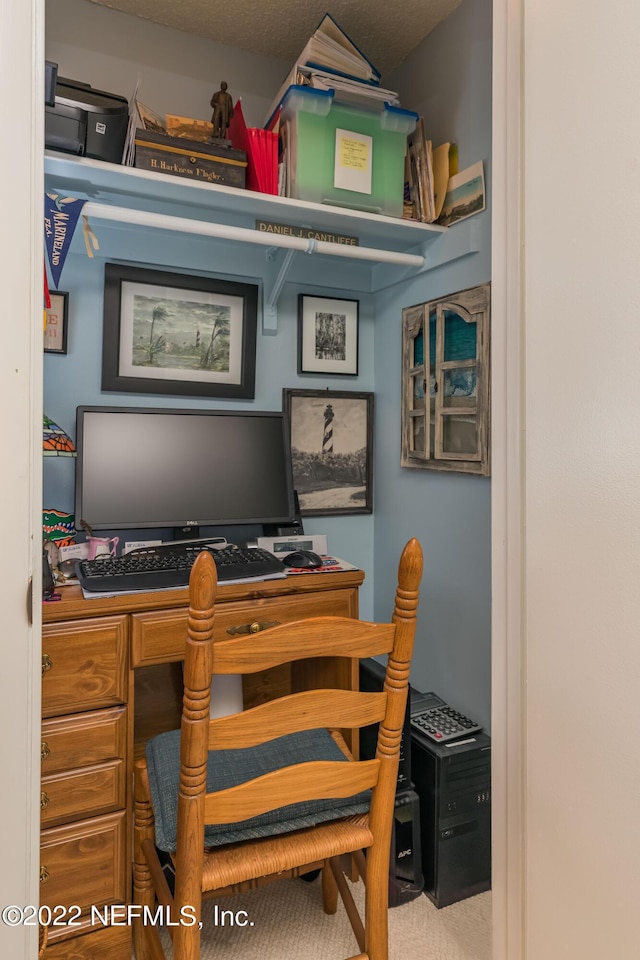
xmin=410 ymin=691 xmax=482 ymax=744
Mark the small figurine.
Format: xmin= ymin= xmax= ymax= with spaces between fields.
xmin=210 ymin=81 xmax=234 ymax=140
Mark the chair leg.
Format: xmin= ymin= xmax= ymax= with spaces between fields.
xmin=133 ymin=760 xmax=163 ymax=960
xmin=329 ymin=858 xmax=365 ymax=954
xmin=322 ymin=862 xmax=338 ymax=914
xmin=363 ymin=845 xmax=389 ymax=960
xmin=172 ymin=919 xmax=201 ymax=960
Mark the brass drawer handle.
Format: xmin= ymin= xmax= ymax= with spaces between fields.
xmin=40 ymin=792 xmax=50 ymax=809
xmin=227 ymin=619 xmax=280 ymax=636
xmin=41 ymin=654 xmax=53 ymax=677
xmin=41 ymin=741 xmax=50 ymax=762
xmin=39 ymin=866 xmax=49 ymax=884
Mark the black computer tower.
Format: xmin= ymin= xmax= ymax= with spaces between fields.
xmin=359 ymin=657 xmax=412 ymax=791
xmin=411 ymin=726 xmax=491 ymax=908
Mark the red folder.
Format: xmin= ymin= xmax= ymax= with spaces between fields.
xmin=228 ymin=99 xmax=278 ymax=195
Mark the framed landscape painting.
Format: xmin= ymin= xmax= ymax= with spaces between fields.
xmin=101 ymin=263 xmax=258 ymax=399
xmin=283 ymin=388 xmax=374 ymax=517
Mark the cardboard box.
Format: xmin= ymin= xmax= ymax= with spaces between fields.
xmin=134 ymin=128 xmax=247 ymax=188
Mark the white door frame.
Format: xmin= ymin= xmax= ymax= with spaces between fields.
xmin=5 ymin=0 xmax=526 ymax=957
xmin=491 ymin=0 xmax=525 ymax=956
xmin=0 ymin=0 xmax=45 ymax=957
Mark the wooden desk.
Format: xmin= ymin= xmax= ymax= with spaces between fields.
xmin=40 ymin=569 xmax=364 ymax=960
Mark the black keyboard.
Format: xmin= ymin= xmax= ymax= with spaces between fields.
xmin=76 ymin=544 xmax=286 ymax=593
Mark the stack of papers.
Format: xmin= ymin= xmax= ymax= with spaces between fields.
xmin=263 ymin=13 xmax=390 ymax=128
xmin=298 ymin=13 xmax=381 ymax=83
xmin=121 ymin=93 xmax=215 ymax=167
xmin=405 ymin=125 xmax=455 ymax=224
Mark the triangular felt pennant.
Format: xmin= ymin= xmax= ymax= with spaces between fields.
xmin=44 ymin=193 xmax=88 ymax=288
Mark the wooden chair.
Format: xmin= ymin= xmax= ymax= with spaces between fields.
xmin=133 ymin=537 xmax=423 ymax=960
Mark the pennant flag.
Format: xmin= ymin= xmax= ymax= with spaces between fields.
xmin=44 ymin=193 xmax=87 ymax=288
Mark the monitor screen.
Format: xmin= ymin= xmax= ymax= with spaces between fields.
xmin=75 ymin=406 xmax=296 ymax=532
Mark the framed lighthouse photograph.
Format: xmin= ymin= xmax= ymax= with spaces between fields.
xmin=282 ymin=388 xmax=374 ymax=517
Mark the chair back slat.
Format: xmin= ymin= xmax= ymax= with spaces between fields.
xmin=211 ymin=618 xmax=395 ymax=674
xmin=208 ymin=689 xmax=387 ymax=750
xmin=135 ymin=541 xmax=423 ymax=960
xmin=204 ymin=758 xmax=380 ymax=825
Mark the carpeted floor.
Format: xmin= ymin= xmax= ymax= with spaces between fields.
xmin=154 ymin=878 xmax=492 ymax=959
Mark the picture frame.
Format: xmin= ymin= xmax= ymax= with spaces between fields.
xmin=401 ymin=282 xmax=491 ymax=475
xmin=298 ymin=294 xmax=359 ymax=376
xmin=44 ymin=291 xmax=69 ymax=354
xmin=283 ymin=388 xmax=373 ymax=516
xmin=101 ymin=263 xmax=258 ymax=399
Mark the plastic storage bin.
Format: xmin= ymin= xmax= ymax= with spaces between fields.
xmin=278 ymin=86 xmax=418 ymax=217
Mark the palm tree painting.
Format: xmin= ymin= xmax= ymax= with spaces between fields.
xmin=103 ymin=265 xmax=258 ymax=399
xmin=131 ymin=294 xmax=231 ymax=372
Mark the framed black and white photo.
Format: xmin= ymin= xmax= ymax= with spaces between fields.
xmin=283 ymin=388 xmax=373 ymax=517
xmin=298 ymin=294 xmax=359 ymax=376
xmin=102 ymin=264 xmax=258 ymax=399
xmin=44 ymin=291 xmax=69 ymax=354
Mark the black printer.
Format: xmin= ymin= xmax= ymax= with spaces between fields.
xmin=45 ymin=75 xmax=129 ymax=164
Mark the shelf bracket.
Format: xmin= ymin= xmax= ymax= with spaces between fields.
xmin=263 ymin=247 xmax=298 ymax=333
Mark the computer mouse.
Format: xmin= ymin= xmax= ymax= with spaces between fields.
xmin=58 ymin=558 xmax=79 ymax=578
xmin=282 ymin=550 xmax=323 ymax=569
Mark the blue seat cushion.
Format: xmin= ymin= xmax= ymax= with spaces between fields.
xmin=146 ymin=727 xmax=372 ymax=853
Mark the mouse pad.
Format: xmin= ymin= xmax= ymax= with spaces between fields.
xmin=284 ymin=556 xmax=359 ymax=574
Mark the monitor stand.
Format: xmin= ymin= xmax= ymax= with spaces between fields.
xmin=262 ymin=490 xmax=305 ymax=538
xmin=173 ymin=525 xmax=203 ymax=541
xmin=166 ymin=526 xmax=227 ymax=549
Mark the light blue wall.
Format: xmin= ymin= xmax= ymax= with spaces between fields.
xmin=46 ymin=0 xmax=290 ymax=127
xmin=44 ymin=0 xmax=492 ymax=713
xmin=374 ymin=0 xmax=493 ymax=728
xmin=45 ymin=0 xmax=377 ymax=615
xmin=43 ymin=238 xmax=376 ymax=615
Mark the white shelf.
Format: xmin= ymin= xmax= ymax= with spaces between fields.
xmin=45 ymin=151 xmax=445 ymax=253
xmin=45 ymin=152 xmax=477 ymax=329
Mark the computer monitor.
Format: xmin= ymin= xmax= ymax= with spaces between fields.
xmin=74 ymin=405 xmax=296 ymax=537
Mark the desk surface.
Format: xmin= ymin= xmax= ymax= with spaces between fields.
xmin=42 ymin=568 xmax=365 ymax=623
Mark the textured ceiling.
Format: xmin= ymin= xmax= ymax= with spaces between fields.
xmin=85 ymin=0 xmax=463 ymax=77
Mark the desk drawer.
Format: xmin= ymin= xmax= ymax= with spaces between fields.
xmin=45 ymin=923 xmax=131 ymax=959
xmin=41 ymin=759 xmax=126 ymax=827
xmin=131 ymin=587 xmax=358 ymax=666
xmin=41 ymin=707 xmax=127 ymax=774
xmin=42 ymin=617 xmax=128 ymax=718
xmin=40 ymin=811 xmax=127 ymax=916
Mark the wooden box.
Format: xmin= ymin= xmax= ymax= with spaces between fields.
xmin=134 ymin=128 xmax=247 ymax=188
